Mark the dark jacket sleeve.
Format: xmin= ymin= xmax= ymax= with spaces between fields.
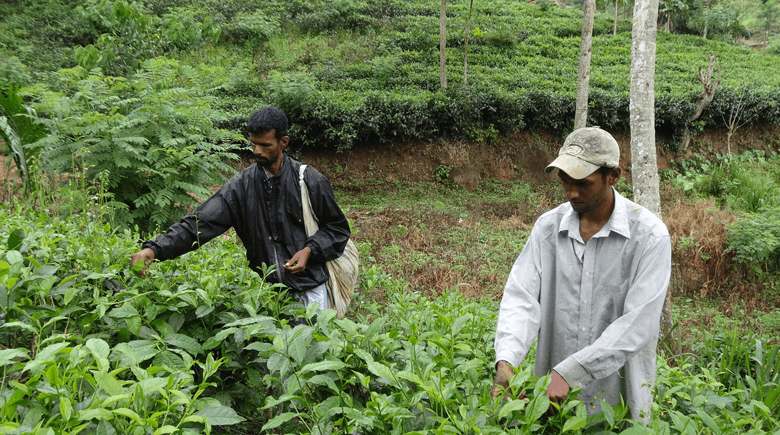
xmin=143 ymin=181 xmax=238 ymax=262
xmin=303 ymin=167 xmax=351 ymax=263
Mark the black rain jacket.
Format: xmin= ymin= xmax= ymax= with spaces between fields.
xmin=143 ymin=155 xmax=351 ymax=292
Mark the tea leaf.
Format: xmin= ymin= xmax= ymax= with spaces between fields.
xmin=0 ymin=348 xmax=28 ymax=366
xmin=300 ymin=360 xmax=348 ymax=374
xmin=498 ymin=399 xmax=527 ymax=420
xmin=93 ymin=371 xmax=126 ymax=396
xmin=77 ymin=408 xmax=114 ymax=422
xmin=7 ymin=229 xmax=25 ymax=251
xmin=108 ymin=305 xmax=140 ymax=319
xmin=261 ymin=411 xmax=299 ymax=431
xmin=195 ymin=406 xmax=244 ymax=426
xmin=164 ymin=333 xmax=203 ymax=355
xmin=367 ymin=361 xmax=396 ymax=383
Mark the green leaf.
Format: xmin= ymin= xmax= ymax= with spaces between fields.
xmin=34 ymin=265 xmax=59 ymax=277
xmin=299 ymin=360 xmax=347 ymax=374
xmin=152 ymin=425 xmax=178 ymax=435
xmin=224 ymin=315 xmax=275 ymax=327
xmin=7 ymin=229 xmax=25 ymax=251
xmin=60 ymin=397 xmax=73 ymax=421
xmin=267 ymin=353 xmax=290 ymax=377
xmin=96 ymin=419 xmax=117 ymax=435
xmin=93 ymin=370 xmax=126 ymax=396
xmin=125 ymin=316 xmax=142 ymax=336
xmin=153 ymin=350 xmax=186 ymax=370
xmin=5 ymin=250 xmax=23 ymax=265
xmin=0 ymin=349 xmax=28 ymax=366
xmin=562 ymin=413 xmax=587 ymax=432
xmin=367 ymin=361 xmax=396 ymax=383
xmin=261 ymin=412 xmax=299 ymax=431
xmin=195 ymin=406 xmax=244 ymax=426
xmin=601 ymin=399 xmax=615 ymax=426
xmin=86 ymin=338 xmax=111 ymax=371
xmin=24 ymin=342 xmax=69 ymax=373
xmin=108 ymin=305 xmax=139 ymax=319
xmin=77 ymin=408 xmax=114 ymax=421
xmin=527 ymin=395 xmax=550 ymax=421
xmin=618 ymin=426 xmax=653 ymax=435
xmin=164 ymin=333 xmax=203 ymax=355
xmin=451 ymin=313 xmax=472 ymax=335
xmin=498 ymin=399 xmax=527 ymax=420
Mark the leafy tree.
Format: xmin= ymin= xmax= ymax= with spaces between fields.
xmin=30 ymin=59 xmax=240 ymax=233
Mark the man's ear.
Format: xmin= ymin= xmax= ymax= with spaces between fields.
xmin=609 ymin=167 xmax=622 ymax=186
xmin=280 ymin=136 xmax=290 ymax=149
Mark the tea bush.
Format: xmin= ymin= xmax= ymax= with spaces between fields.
xmin=4 ymin=0 xmax=780 ymax=152
xmin=3 ymin=185 xmax=780 ymax=434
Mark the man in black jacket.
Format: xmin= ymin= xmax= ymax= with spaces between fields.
xmin=130 ymin=107 xmax=351 ymax=312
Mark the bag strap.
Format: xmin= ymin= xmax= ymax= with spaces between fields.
xmin=299 ymin=165 xmax=319 ymax=237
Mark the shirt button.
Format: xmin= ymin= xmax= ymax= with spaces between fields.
xmin=585 ymin=272 xmax=590 ymax=276
xmin=581 ymin=328 xmax=586 ymax=332
xmin=268 ymin=237 xmax=272 ymax=240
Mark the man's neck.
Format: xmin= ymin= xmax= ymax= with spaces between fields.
xmin=265 ymin=156 xmax=285 ymax=177
xmin=578 ymin=188 xmax=615 ymax=243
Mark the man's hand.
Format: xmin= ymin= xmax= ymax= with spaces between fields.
xmin=284 ymin=247 xmax=312 ymax=274
xmin=545 ymin=370 xmax=570 ymax=415
xmin=130 ymin=248 xmax=155 ymax=277
xmin=491 ymin=361 xmax=527 ymax=400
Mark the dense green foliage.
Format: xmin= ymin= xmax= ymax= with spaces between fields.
xmin=28 ymin=60 xmax=240 ymax=232
xmin=1 ymin=189 xmax=779 ymax=434
xmin=669 ymin=150 xmax=780 ymax=278
xmin=2 ymin=0 xmax=780 ymax=154
xmin=0 ymin=86 xmax=47 ymax=194
xmin=1 ymin=0 xmax=779 ymax=230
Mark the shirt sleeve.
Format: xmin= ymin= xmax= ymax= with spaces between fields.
xmin=554 ymin=231 xmax=672 ymax=388
xmin=494 ymin=224 xmax=545 ymax=368
xmin=143 ymin=181 xmax=237 ymax=262
xmin=303 ymin=168 xmax=351 ymax=262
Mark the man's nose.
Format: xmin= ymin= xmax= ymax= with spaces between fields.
xmin=565 ymin=187 xmax=578 ymax=200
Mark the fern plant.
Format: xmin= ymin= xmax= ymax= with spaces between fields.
xmin=31 ymin=59 xmax=240 ymax=234
xmin=0 ymin=85 xmax=47 ymax=194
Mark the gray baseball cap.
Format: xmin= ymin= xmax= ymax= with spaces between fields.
xmin=544 ymin=127 xmax=620 ymax=179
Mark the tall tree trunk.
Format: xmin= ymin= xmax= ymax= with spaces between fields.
xmin=439 ymin=0 xmax=447 ymax=89
xmin=464 ymin=0 xmax=474 ymax=85
xmin=630 ymin=0 xmax=676 ymax=355
xmin=614 ymin=0 xmax=619 ymax=35
xmin=574 ymin=0 xmax=596 ymax=129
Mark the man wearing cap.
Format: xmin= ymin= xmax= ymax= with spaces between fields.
xmin=491 ymin=127 xmax=671 ymax=424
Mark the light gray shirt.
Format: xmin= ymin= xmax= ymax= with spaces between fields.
xmin=494 ymin=189 xmax=671 ymax=424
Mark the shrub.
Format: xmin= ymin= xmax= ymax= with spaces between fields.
xmin=75 ymin=0 xmax=220 ymax=76
xmin=727 ymin=205 xmax=780 ymax=277
xmin=221 ymin=10 xmax=281 ymax=45
xmin=30 ymin=60 xmax=239 ymax=234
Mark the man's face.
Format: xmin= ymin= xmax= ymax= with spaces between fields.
xmin=249 ymin=130 xmax=288 ymax=168
xmin=557 ymin=169 xmax=617 ymax=214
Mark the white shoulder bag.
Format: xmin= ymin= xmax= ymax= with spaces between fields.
xmin=298 ymin=165 xmax=359 ymax=319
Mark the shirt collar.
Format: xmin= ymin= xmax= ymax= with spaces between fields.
xmin=559 ymin=188 xmax=631 ymax=240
